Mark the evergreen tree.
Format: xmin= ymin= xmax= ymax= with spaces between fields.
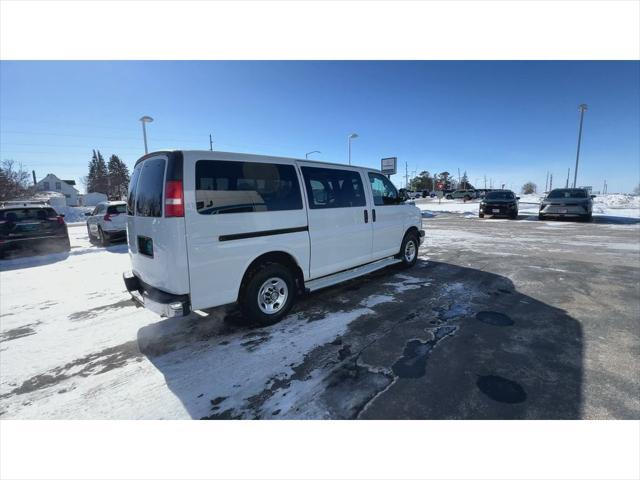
xmin=86 ymin=150 xmax=109 ymax=194
xmin=107 ymin=154 xmax=130 ymax=200
xmin=460 ymin=171 xmax=470 ymax=189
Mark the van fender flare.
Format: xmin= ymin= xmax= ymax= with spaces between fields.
xmin=238 ymin=250 xmax=306 ymax=301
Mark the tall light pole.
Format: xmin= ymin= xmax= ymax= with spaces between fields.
xmin=305 ymin=150 xmax=321 ymax=159
xmin=348 ymin=133 xmax=358 ymax=165
xmin=139 ymin=116 xmax=154 ymax=154
xmin=573 ymin=104 xmax=588 ymax=188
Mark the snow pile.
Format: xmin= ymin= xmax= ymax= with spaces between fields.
xmin=593 ymin=194 xmax=640 ymax=209
xmin=52 ymin=205 xmax=93 ymax=223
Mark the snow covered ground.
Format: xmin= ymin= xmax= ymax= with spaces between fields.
xmin=0 ymin=225 xmax=424 ymax=419
xmin=52 ymin=205 xmax=94 ymax=224
xmin=414 ymin=193 xmax=640 ymax=219
xmin=1 ymin=214 xmax=639 ymax=420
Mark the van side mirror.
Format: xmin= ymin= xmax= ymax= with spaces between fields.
xmin=516 ymin=196 xmax=521 ymax=200
xmin=84 ymin=212 xmax=91 ymax=216
xmin=398 ymin=188 xmax=409 ymax=203
xmin=590 ymin=195 xmax=596 ymax=198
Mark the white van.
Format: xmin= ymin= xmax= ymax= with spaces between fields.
xmin=123 ymin=151 xmax=424 ymax=325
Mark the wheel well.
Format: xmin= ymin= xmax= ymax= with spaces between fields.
xmin=404 ymin=226 xmax=420 ymax=239
xmin=238 ymin=251 xmax=305 ymax=299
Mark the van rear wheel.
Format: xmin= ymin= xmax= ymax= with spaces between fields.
xmin=240 ymin=263 xmax=296 ymax=326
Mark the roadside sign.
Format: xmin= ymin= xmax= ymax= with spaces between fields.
xmin=436 ymin=182 xmax=445 ymax=190
xmin=381 ymin=157 xmax=397 ymax=176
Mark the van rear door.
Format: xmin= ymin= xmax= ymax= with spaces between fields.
xmin=126 ymin=152 xmax=190 ymax=296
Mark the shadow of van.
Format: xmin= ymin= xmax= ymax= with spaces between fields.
xmin=137 ymin=261 xmax=583 ymax=420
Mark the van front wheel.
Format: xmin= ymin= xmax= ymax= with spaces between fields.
xmin=398 ymin=232 xmax=419 ymax=268
xmin=240 ymin=263 xmax=296 ymax=326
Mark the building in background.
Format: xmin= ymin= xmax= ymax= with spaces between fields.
xmin=35 ymin=173 xmax=80 ymax=206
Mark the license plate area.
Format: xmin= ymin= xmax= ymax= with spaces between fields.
xmin=559 ymin=208 xmax=568 ymax=214
xmin=492 ymin=209 xmax=500 ymax=213
xmin=137 ymin=236 xmax=154 ymax=257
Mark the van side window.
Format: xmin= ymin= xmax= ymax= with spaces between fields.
xmin=195 ymin=160 xmax=302 ymax=215
xmin=127 ymin=164 xmax=142 ymax=215
xmin=135 ymin=158 xmax=166 ymax=217
xmin=368 ymin=172 xmax=399 ymax=206
xmin=301 ymin=167 xmax=366 ymax=209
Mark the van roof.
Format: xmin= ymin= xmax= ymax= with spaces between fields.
xmin=137 ymin=150 xmax=382 ymax=173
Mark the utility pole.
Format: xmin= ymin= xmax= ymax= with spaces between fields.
xmin=549 ymin=173 xmax=553 ymax=190
xmin=457 ymin=168 xmax=461 ymax=189
xmin=565 ymin=168 xmax=570 ymax=188
xmin=573 ymin=104 xmax=588 ymax=188
xmin=209 ymin=134 xmax=213 ymax=151
xmin=405 ymin=162 xmax=409 ymax=189
xmin=484 ymin=175 xmax=487 ymax=189
xmin=545 ymin=171 xmax=549 ymax=192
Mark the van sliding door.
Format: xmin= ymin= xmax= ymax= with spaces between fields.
xmin=299 ymin=164 xmax=373 ymax=279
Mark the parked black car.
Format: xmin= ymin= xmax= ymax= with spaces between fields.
xmin=0 ymin=204 xmax=70 ymax=259
xmin=479 ymin=190 xmax=520 ymax=219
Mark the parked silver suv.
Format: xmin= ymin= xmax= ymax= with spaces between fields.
xmin=85 ymin=201 xmax=127 ymax=245
xmin=539 ymin=188 xmax=595 ymax=221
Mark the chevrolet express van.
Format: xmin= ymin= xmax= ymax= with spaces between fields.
xmin=123 ymin=151 xmax=424 ymax=325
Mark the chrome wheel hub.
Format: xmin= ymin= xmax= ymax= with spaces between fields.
xmin=258 ymin=277 xmax=288 ymax=315
xmin=404 ymin=240 xmax=417 ymax=262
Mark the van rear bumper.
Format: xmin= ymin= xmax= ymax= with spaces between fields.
xmin=123 ymin=271 xmax=191 ymax=318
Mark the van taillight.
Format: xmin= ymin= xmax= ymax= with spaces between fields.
xmin=165 ymin=180 xmax=184 ymax=217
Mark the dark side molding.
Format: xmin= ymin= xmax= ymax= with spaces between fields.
xmin=219 ymin=226 xmax=309 ymax=242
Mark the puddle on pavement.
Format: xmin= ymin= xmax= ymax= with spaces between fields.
xmin=476 ymin=375 xmax=526 ymax=403
xmin=392 ymin=326 xmax=457 ymax=379
xmin=475 ymin=311 xmax=514 ymax=326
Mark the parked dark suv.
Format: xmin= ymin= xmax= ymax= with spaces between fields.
xmin=479 ymin=190 xmax=519 ymax=219
xmin=0 ymin=204 xmax=70 ymax=258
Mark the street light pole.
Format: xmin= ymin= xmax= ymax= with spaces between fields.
xmin=139 ymin=116 xmax=154 ymax=154
xmin=305 ymin=150 xmax=321 ymax=159
xmin=348 ymin=133 xmax=358 ymax=165
xmin=573 ymin=104 xmax=588 ymax=188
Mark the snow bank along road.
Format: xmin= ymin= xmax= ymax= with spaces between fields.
xmin=1 ymin=215 xmax=639 ymax=419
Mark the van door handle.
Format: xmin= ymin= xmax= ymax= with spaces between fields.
xmin=372 ymin=209 xmax=376 ymax=222
xmin=364 ymin=209 xmax=368 ymax=223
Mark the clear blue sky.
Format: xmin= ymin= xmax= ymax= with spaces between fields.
xmin=1 ymin=61 xmax=638 ymax=193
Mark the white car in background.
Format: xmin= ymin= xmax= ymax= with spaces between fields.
xmin=85 ymin=201 xmax=127 ymax=245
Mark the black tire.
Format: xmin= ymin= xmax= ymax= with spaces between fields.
xmin=582 ymin=213 xmax=593 ymax=222
xmin=479 ymin=213 xmax=485 ymax=218
xmin=446 ymin=195 xmax=452 ymax=200
xmin=464 ymin=195 xmax=471 ymax=202
xmin=538 ymin=214 xmax=545 ymax=221
xmin=87 ymin=225 xmax=96 ymax=244
xmin=98 ymin=227 xmax=110 ymax=246
xmin=398 ymin=231 xmax=419 ymax=268
xmin=240 ymin=263 xmax=296 ymax=326
xmin=510 ymin=211 xmax=518 ymax=220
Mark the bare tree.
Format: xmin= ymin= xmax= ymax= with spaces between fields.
xmin=0 ymin=159 xmax=32 ymax=201
xmin=521 ymin=182 xmax=537 ymax=195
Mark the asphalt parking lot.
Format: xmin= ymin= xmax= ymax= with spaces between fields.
xmin=1 ymin=214 xmax=639 ymax=419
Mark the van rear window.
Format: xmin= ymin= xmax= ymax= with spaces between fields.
xmin=195 ymin=160 xmax=302 ymax=215
xmin=127 ymin=164 xmax=142 ymax=215
xmin=135 ymin=158 xmax=166 ymax=217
